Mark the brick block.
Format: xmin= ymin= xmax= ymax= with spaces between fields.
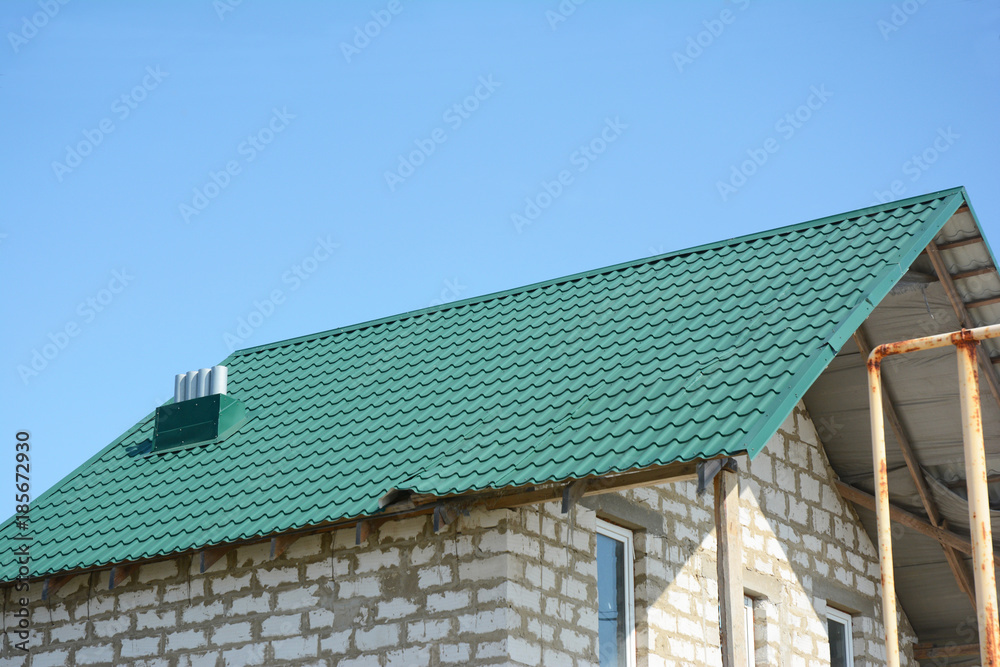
xmin=211 ymin=622 xmax=252 ymax=646
xmin=427 ymin=590 xmax=470 ymax=613
xmin=166 ymin=629 xmax=207 ymax=651
xmin=261 ymin=613 xmax=302 ymax=637
xmin=408 ymin=618 xmax=451 ymax=643
xmin=75 ymin=645 xmax=114 ymax=665
xmin=121 ymin=636 xmax=161 ymax=658
xmin=256 ymin=566 xmax=300 ymax=587
xmin=136 ymin=609 xmax=177 ymax=630
xmin=385 ymin=645 xmax=431 ymax=667
xmin=356 ymin=623 xmax=399 ymax=650
xmin=211 ymin=573 xmax=252 ymax=595
xmin=182 ymin=601 xmax=224 ymax=624
xmin=222 ymin=644 xmax=268 ymax=667
xmin=377 ymin=597 xmax=419 ymax=619
xmin=417 ymin=564 xmax=452 ymax=588
xmin=29 ymin=651 xmax=70 ymax=667
xmin=272 ymin=635 xmax=318 ymax=661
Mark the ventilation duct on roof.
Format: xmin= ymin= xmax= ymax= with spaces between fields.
xmin=174 ymin=365 xmax=228 ymax=403
xmin=152 ymin=365 xmax=245 ymax=454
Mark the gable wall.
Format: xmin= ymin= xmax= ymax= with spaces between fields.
xmin=591 ymin=402 xmax=922 ymax=666
xmin=0 ymin=403 xmax=920 ymax=666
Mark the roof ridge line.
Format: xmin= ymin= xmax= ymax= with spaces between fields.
xmin=232 ymin=187 xmax=967 ymax=357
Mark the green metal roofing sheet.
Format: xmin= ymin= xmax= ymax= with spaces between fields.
xmin=0 ymin=187 xmax=970 ymax=580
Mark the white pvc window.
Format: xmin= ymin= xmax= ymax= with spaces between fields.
xmin=744 ymin=596 xmax=756 ymax=667
xmin=827 ymin=607 xmax=854 ymax=667
xmin=596 ymin=519 xmax=636 ymax=667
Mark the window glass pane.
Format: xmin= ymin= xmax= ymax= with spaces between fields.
xmin=597 ymin=532 xmax=626 ymax=667
xmin=828 ymin=618 xmax=848 ymax=667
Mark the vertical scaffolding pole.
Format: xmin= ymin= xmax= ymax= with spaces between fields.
xmin=868 ymin=354 xmax=900 ymax=667
xmin=868 ymin=324 xmax=1000 ymax=665
xmin=957 ymin=339 xmax=1000 ymax=666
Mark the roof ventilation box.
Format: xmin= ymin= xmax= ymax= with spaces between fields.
xmin=151 ymin=366 xmax=246 ymax=454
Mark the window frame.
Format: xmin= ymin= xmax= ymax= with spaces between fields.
xmin=595 ymin=519 xmax=636 ymax=667
xmin=826 ymin=606 xmax=854 ymax=667
xmin=744 ymin=595 xmax=756 ymax=667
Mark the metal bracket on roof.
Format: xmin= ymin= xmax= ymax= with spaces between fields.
xmin=355 ymin=513 xmax=400 ymax=544
xmin=432 ymin=502 xmax=471 ymax=533
xmin=270 ymin=535 xmax=298 ymax=560
xmin=356 ymin=520 xmax=372 ymax=545
xmin=109 ymin=563 xmax=138 ymax=590
xmin=696 ymin=457 xmax=738 ymax=496
xmin=561 ymin=480 xmax=589 ymax=514
xmin=42 ymin=574 xmax=76 ymax=601
xmin=200 ymin=546 xmax=232 ymax=574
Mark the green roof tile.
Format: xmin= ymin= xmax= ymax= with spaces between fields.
xmin=0 ymin=187 xmax=970 ymax=579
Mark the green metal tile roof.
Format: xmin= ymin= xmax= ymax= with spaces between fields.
xmin=0 ymin=188 xmax=971 ymax=580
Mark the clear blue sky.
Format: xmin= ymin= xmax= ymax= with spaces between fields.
xmin=2 ymin=0 xmax=998 ymax=498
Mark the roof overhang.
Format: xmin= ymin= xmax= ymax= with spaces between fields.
xmin=804 ymin=201 xmax=1000 ymax=664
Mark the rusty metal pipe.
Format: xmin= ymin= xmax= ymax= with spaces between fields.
xmin=957 ymin=340 xmax=1000 ymax=665
xmin=871 ymin=323 xmax=1000 ymax=360
xmin=868 ymin=323 xmax=1000 ymax=666
xmin=868 ymin=353 xmax=900 ymax=667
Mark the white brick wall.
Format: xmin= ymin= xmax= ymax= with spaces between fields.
xmin=0 ymin=402 xmax=918 ymax=666
xmin=615 ymin=403 xmax=920 ymax=667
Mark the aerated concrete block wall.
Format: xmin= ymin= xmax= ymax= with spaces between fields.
xmin=0 ymin=401 xmax=917 ymax=666
xmin=594 ymin=402 xmax=921 ymax=667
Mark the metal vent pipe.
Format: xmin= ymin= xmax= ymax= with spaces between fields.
xmin=209 ymin=365 xmax=228 ymax=395
xmin=172 ymin=366 xmax=229 ymax=403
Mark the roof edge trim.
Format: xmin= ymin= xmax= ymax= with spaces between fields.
xmin=737 ymin=189 xmax=968 ymax=460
